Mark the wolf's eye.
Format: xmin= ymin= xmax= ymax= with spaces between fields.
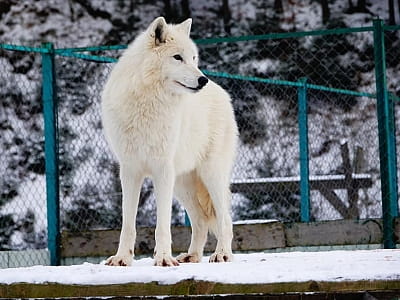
xmin=173 ymin=54 xmax=183 ymax=61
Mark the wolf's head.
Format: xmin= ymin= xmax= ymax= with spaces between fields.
xmin=142 ymin=17 xmax=208 ymax=94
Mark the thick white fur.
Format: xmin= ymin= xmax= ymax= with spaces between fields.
xmin=101 ymin=17 xmax=238 ymax=267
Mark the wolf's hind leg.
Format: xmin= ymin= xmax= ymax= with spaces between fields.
xmin=175 ymin=172 xmax=209 ymax=263
xmin=198 ymin=161 xmax=233 ymax=263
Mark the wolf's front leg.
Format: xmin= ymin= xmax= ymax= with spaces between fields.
xmin=106 ymin=165 xmax=143 ymax=266
xmin=153 ymin=164 xmax=179 ymax=267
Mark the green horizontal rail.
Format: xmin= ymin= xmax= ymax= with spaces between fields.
xmin=383 ymin=24 xmax=400 ymax=31
xmin=1 ymin=24 xmax=397 ymax=54
xmin=55 ymin=44 xmax=127 ymax=53
xmin=203 ymin=70 xmax=376 ymax=98
xmin=0 ymin=42 xmax=380 ymax=99
xmin=195 ymin=26 xmax=374 ymax=45
xmin=203 ymin=70 xmax=302 ymax=87
xmin=389 ymin=93 xmax=400 ymax=102
xmin=0 ymin=43 xmax=49 ymax=53
xmin=305 ymin=83 xmax=375 ymax=98
xmin=56 ymin=51 xmax=118 ymax=63
xmin=1 ymin=25 xmax=376 ymax=54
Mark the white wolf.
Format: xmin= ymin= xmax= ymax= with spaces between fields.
xmin=101 ymin=17 xmax=238 ymax=267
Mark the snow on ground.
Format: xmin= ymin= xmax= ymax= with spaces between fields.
xmin=1 ymin=250 xmax=399 ymax=285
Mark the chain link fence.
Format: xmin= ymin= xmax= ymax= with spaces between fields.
xmin=0 ymin=47 xmax=48 ymax=267
xmin=56 ymin=56 xmax=118 ymax=231
xmin=198 ymin=29 xmax=384 ymax=223
xmin=1 ymin=21 xmax=399 ymax=266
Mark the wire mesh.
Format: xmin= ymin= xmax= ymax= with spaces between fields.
xmin=0 ymin=48 xmax=47 ymax=266
xmin=199 ymin=30 xmax=384 ymax=222
xmin=0 ymin=24 xmax=399 ymax=266
xmin=198 ymin=39 xmax=299 ymax=222
xmin=55 ymin=56 xmax=119 ymax=231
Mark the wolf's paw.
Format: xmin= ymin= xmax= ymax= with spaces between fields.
xmin=209 ymin=251 xmax=233 ymax=263
xmin=154 ymin=253 xmax=179 ymax=267
xmin=105 ymin=254 xmax=133 ymax=267
xmin=176 ymin=253 xmax=201 ymax=263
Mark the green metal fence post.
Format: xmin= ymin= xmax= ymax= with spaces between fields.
xmin=41 ymin=42 xmax=60 ymax=265
xmin=373 ymin=19 xmax=399 ymax=249
xmin=298 ymin=77 xmax=310 ymax=222
xmin=184 ymin=211 xmax=191 ymax=226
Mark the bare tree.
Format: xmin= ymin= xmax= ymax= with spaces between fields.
xmin=164 ymin=0 xmax=191 ymax=23
xmin=356 ymin=0 xmax=367 ymax=12
xmin=346 ymin=0 xmax=369 ymax=13
xmin=0 ymin=0 xmax=13 ymax=20
xmin=164 ymin=0 xmax=172 ymax=21
xmin=181 ymin=0 xmax=190 ymax=20
xmin=348 ymin=0 xmax=354 ymax=10
xmin=398 ymin=0 xmax=400 ymax=23
xmin=389 ymin=0 xmax=396 ymax=25
xmin=321 ymin=0 xmax=330 ymax=24
xmin=274 ymin=0 xmax=284 ymax=15
xmin=222 ymin=0 xmax=231 ymax=34
xmin=71 ymin=0 xmax=125 ymax=28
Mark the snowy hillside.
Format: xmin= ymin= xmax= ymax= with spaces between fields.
xmin=1 ymin=0 xmax=400 ymax=251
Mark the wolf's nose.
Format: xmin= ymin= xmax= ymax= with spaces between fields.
xmin=198 ymin=76 xmax=208 ymax=88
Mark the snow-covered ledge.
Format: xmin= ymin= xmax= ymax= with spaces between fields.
xmin=1 ymin=250 xmax=400 ymax=298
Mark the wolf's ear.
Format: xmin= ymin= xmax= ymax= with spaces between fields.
xmin=178 ymin=18 xmax=192 ymax=36
xmin=149 ymin=17 xmax=168 ymax=46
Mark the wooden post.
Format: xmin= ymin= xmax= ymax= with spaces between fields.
xmin=340 ymin=140 xmax=359 ymax=219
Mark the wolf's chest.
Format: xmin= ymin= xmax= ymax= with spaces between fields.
xmin=118 ymin=104 xmax=180 ymax=156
